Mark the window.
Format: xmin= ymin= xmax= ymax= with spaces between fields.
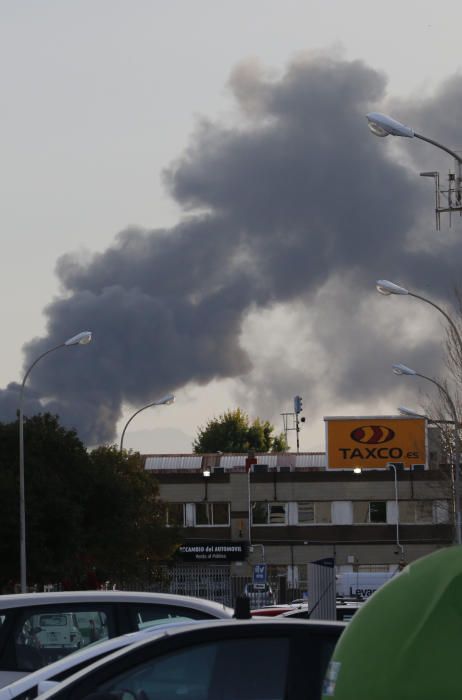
xmin=14 ymin=607 xmax=110 ymax=672
xmin=97 ymin=637 xmax=290 ymax=700
xmin=195 ymin=503 xmax=230 ymax=526
xmin=166 ymin=504 xmax=184 ymax=527
xmin=415 ymin=501 xmax=433 ymax=523
xmin=252 ymin=502 xmax=287 ymax=525
xmin=433 ymin=499 xmax=450 ymax=523
xmin=128 ymin=604 xmax=217 ymax=630
xmin=369 ymin=501 xmax=387 ymax=523
xmin=298 ymin=502 xmax=315 ymax=523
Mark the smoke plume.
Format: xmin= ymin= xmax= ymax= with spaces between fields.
xmin=3 ymin=53 xmax=462 ymax=444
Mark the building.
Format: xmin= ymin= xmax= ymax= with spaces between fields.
xmin=142 ymin=417 xmax=453 ymax=603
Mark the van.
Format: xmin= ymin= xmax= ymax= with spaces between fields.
xmin=336 ymin=572 xmax=394 ymax=599
xmin=31 ymin=613 xmax=84 ymax=651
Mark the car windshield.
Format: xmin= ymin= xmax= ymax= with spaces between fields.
xmin=39 ymin=615 xmax=68 ymax=627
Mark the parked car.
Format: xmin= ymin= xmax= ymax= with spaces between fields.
xmin=242 ymin=582 xmax=274 ymax=607
xmin=0 ymin=591 xmax=233 ymax=688
xmin=38 ymin=618 xmax=346 ymax=700
xmin=251 ymin=604 xmax=300 ymax=616
xmin=280 ymin=600 xmax=363 ymax=622
xmin=0 ymin=621 xmax=199 ymax=700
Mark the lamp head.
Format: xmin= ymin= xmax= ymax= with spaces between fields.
xmin=398 ymin=406 xmax=424 ymax=418
xmin=65 ymin=331 xmax=92 ymax=346
xmin=376 ymin=280 xmax=409 ymax=296
xmin=392 ymin=363 xmax=417 ymax=376
xmin=366 ymin=112 xmax=414 ymax=138
xmin=202 ymin=468 xmax=211 ymax=478
xmin=353 ymin=467 xmax=362 ymax=474
xmin=156 ymin=393 xmax=175 ymax=406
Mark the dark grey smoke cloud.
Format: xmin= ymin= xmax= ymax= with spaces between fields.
xmin=2 ymin=54 xmax=462 ymax=444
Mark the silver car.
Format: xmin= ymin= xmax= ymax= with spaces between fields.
xmin=0 ymin=591 xmax=233 ymax=688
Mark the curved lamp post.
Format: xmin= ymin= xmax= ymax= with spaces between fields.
xmin=366 ymin=112 xmax=462 ymax=163
xmin=366 ymin=113 xmax=462 ymax=226
xmin=398 ymin=405 xmax=461 ymax=427
xmin=376 ymin=280 xmax=462 ymax=362
xmin=119 ymin=394 xmax=175 ymax=451
xmin=392 ymin=363 xmax=461 ymax=544
xmin=19 ymin=330 xmax=92 ymax=593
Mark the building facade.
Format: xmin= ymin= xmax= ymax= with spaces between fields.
xmin=143 ymin=442 xmax=453 ymax=601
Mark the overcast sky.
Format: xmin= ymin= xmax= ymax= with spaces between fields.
xmin=2 ymin=0 xmax=462 ymax=453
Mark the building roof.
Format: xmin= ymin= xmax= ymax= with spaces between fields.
xmin=143 ymin=452 xmax=327 ymax=473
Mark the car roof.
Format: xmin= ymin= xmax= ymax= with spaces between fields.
xmin=39 ymin=618 xmax=346 ymax=700
xmin=0 ymin=591 xmax=233 ymax=617
xmin=0 ymin=620 xmax=200 ymax=700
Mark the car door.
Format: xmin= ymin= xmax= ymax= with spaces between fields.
xmin=0 ymin=604 xmax=117 ymax=688
xmin=37 ymin=621 xmax=344 ymax=700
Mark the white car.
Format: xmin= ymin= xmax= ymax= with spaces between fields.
xmin=0 ymin=621 xmax=198 ymax=700
xmin=0 ymin=590 xmax=233 ymax=688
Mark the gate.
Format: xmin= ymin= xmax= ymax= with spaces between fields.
xmin=168 ymin=566 xmax=232 ymax=606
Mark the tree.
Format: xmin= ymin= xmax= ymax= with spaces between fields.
xmin=0 ymin=414 xmax=180 ymax=590
xmin=0 ymin=413 xmax=91 ymax=589
xmin=84 ymin=446 xmax=180 ymax=583
xmin=193 ymin=408 xmax=288 ymax=453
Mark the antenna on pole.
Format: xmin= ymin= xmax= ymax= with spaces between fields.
xmin=281 ymin=396 xmax=305 ymax=453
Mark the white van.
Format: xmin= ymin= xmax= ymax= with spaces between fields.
xmin=30 ymin=613 xmax=84 ymax=651
xmin=336 ymin=572 xmax=395 ymax=599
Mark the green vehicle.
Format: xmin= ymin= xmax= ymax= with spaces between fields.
xmin=322 ymin=546 xmax=462 ymax=700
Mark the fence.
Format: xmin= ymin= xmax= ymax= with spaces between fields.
xmin=117 ymin=566 xmax=305 ymax=608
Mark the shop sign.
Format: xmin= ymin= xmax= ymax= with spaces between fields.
xmin=325 ymin=416 xmax=427 ymax=469
xmin=176 ymin=541 xmax=248 ymax=562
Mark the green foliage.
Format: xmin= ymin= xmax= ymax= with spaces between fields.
xmin=85 ymin=446 xmax=180 ymax=582
xmin=0 ymin=414 xmax=179 ymax=591
xmin=193 ymin=408 xmax=288 ymax=453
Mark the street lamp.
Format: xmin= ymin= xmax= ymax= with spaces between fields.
xmin=366 ymin=112 xmax=462 ymax=227
xmin=398 ymin=405 xmax=461 ymax=426
xmin=119 ymin=394 xmax=175 ymax=451
xmin=202 ymin=467 xmax=211 ymax=501
xmin=19 ymin=330 xmax=92 ymax=593
xmin=387 ymin=463 xmax=403 ymax=556
xmin=392 ymin=363 xmax=461 ymax=544
xmin=376 ymin=280 xmax=462 ymax=362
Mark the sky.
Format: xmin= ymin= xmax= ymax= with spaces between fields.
xmin=2 ymin=0 xmax=462 ymax=454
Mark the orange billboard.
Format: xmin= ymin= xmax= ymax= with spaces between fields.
xmin=325 ymin=416 xmax=427 ymax=470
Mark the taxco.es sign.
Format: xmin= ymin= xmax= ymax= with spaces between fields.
xmin=325 ymin=416 xmax=427 ymax=469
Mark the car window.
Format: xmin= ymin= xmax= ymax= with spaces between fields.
xmin=128 ymin=605 xmax=216 ymax=630
xmin=93 ymin=637 xmax=290 ymax=700
xmin=13 ymin=607 xmax=111 ymax=673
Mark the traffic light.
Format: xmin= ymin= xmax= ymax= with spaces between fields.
xmin=294 ymin=395 xmax=303 ymax=414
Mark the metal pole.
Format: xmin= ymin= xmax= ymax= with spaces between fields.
xmin=388 ymin=464 xmax=403 ymax=555
xmin=120 ymin=396 xmax=174 ymax=451
xmin=19 ymin=343 xmax=64 ymax=593
xmin=248 ymin=469 xmax=252 ymax=547
xmin=409 ymin=292 xmax=462 ymax=364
